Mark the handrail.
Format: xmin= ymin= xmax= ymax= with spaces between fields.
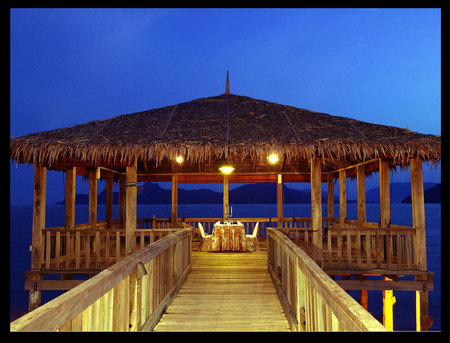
xmin=11 ymin=228 xmax=192 ymax=331
xmin=267 ymin=228 xmax=387 ymax=331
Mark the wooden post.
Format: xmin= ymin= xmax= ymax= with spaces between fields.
xmin=119 ymin=174 xmax=126 ymax=228
xmin=89 ymin=168 xmax=99 ymax=268
xmin=415 ymin=276 xmax=431 ymax=331
xmin=66 ymin=167 xmax=78 ymax=270
xmin=379 ymin=160 xmax=390 ymax=228
xmin=356 ymin=165 xmax=366 ymax=225
xmin=171 ymin=174 xmax=178 ymax=227
xmin=29 ymin=165 xmax=46 ymax=311
xmin=382 ymin=277 xmax=396 ymax=331
xmin=379 ymin=160 xmax=394 ymax=324
xmin=410 ymin=159 xmax=426 ymax=270
xmin=126 ymin=162 xmax=137 ymax=255
xmin=223 ymin=175 xmax=229 ymax=221
xmin=89 ymin=168 xmax=98 ymax=229
xmin=356 ymin=165 xmax=367 ymax=308
xmin=277 ymin=174 xmax=283 ymax=228
xmin=359 ymin=276 xmax=368 ymax=311
xmin=410 ymin=159 xmax=430 ymax=331
xmin=310 ymin=159 xmax=322 ymax=266
xmin=105 ymin=172 xmax=113 ymax=228
xmin=360 ymin=290 xmax=368 ymax=310
xmin=327 ymin=174 xmax=334 ymax=220
xmin=65 ymin=167 xmax=76 ymax=229
xmin=339 ymin=170 xmax=347 ymax=227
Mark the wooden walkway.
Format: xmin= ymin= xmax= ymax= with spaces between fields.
xmin=153 ymin=248 xmax=291 ymax=331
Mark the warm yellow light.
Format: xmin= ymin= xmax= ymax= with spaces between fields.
xmin=175 ymin=155 xmax=184 ymax=164
xmin=219 ymin=165 xmax=235 ymax=175
xmin=268 ymin=154 xmax=279 ymax=164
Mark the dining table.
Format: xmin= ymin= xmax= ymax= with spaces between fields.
xmin=203 ymin=221 xmax=255 ymax=252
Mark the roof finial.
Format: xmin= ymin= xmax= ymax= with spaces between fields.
xmin=225 ymin=70 xmax=230 ymax=95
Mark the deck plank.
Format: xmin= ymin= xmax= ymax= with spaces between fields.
xmin=153 ymin=250 xmax=291 ymax=331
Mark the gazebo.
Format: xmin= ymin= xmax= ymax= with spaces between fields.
xmin=10 ymin=76 xmax=440 ymax=330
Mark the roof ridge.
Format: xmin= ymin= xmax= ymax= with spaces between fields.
xmin=282 ymin=110 xmax=303 ymax=144
xmin=160 ymin=104 xmax=178 ymax=139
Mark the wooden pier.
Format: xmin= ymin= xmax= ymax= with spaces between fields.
xmin=154 ymin=247 xmax=291 ymax=331
xmin=11 ymin=228 xmax=388 ymax=332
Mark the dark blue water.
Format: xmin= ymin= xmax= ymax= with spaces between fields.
xmin=10 ymin=203 xmax=441 ymax=331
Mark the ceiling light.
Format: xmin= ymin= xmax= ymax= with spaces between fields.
xmin=175 ymin=155 xmax=184 ymax=164
xmin=219 ymin=164 xmax=235 ymax=175
xmin=268 ymin=154 xmax=279 ymax=164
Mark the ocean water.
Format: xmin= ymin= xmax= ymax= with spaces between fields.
xmin=10 ymin=203 xmax=441 ymax=331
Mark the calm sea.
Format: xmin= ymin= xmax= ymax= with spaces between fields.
xmin=10 ymin=203 xmax=441 ymax=331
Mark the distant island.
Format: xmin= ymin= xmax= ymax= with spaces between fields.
xmin=402 ymin=183 xmax=440 ymax=204
xmin=56 ymin=182 xmax=440 ymax=205
xmin=351 ymin=182 xmax=440 ymax=203
xmin=57 ymin=182 xmax=330 ymax=205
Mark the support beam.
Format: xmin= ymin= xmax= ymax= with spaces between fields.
xmin=356 ymin=165 xmax=366 ymax=225
xmin=356 ymin=166 xmax=368 ymax=315
xmin=126 ymin=162 xmax=137 ymax=255
xmin=223 ymin=175 xmax=229 ymax=221
xmin=382 ymin=277 xmax=396 ymax=331
xmin=410 ymin=159 xmax=426 ymax=269
xmin=415 ymin=275 xmax=432 ymax=331
xmin=339 ymin=170 xmax=347 ymax=227
xmin=88 ymin=168 xmax=98 ymax=229
xmin=65 ymin=167 xmax=76 ymax=229
xmin=410 ymin=159 xmax=430 ymax=331
xmin=31 ymin=166 xmax=46 ymax=270
xmin=310 ymin=159 xmax=322 ymax=266
xmin=360 ymin=289 xmax=368 ymax=310
xmin=119 ymin=174 xmax=126 ymax=227
xmin=29 ymin=165 xmax=46 ymax=311
xmin=105 ymin=172 xmax=113 ymax=228
xmin=335 ymin=277 xmax=433 ymax=291
xmin=379 ymin=160 xmax=390 ymax=228
xmin=277 ymin=174 xmax=283 ymax=228
xmin=327 ymin=174 xmax=334 ymax=219
xmin=171 ymin=174 xmax=178 ymax=227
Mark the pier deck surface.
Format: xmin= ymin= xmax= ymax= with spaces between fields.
xmin=153 ymin=248 xmax=291 ymax=331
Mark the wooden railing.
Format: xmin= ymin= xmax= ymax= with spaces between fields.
xmin=267 ymin=228 xmax=387 ymax=331
xmin=40 ymin=217 xmax=321 ymax=269
xmin=12 ymin=228 xmax=192 ymax=331
xmin=283 ymin=219 xmax=417 ymax=271
xmin=40 ymin=216 xmax=417 ymax=272
xmin=41 ymin=219 xmax=177 ymax=270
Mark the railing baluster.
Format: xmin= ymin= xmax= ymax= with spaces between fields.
xmin=55 ymin=232 xmax=61 ymax=269
xmin=45 ymin=231 xmax=51 ymax=269
xmin=406 ymin=231 xmax=413 ymax=269
xmin=366 ymin=230 xmax=371 ymax=269
xmin=75 ymin=231 xmax=81 ymax=269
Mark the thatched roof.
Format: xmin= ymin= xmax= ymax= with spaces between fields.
xmin=10 ymin=93 xmax=441 ymax=173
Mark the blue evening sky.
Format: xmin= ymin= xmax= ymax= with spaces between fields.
xmin=10 ymin=8 xmax=442 ymax=205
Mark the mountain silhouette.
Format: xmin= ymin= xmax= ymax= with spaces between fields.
xmin=402 ymin=183 xmax=440 ymax=203
xmin=56 ymin=182 xmax=329 ymax=205
xmin=357 ymin=182 xmax=438 ymax=203
xmin=56 ymin=182 xmax=439 ymax=205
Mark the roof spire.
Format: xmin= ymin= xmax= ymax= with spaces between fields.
xmin=225 ymin=70 xmax=230 ymax=95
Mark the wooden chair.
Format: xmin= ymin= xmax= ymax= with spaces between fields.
xmin=246 ymin=222 xmax=260 ymax=251
xmin=198 ymin=223 xmax=212 ymax=251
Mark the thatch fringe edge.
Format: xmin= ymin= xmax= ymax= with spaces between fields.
xmin=10 ymin=136 xmax=441 ymax=169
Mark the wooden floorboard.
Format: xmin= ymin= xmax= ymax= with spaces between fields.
xmin=153 ymin=249 xmax=291 ymax=332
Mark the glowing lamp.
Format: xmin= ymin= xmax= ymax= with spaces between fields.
xmin=175 ymin=155 xmax=184 ymax=164
xmin=219 ymin=165 xmax=235 ymax=175
xmin=268 ymin=154 xmax=279 ymax=164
